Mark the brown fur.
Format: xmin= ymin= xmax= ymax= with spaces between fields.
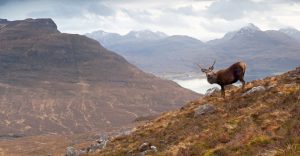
xmin=199 ymin=61 xmax=247 ymax=98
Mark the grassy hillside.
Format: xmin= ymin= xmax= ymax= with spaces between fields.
xmin=91 ymin=67 xmax=300 ymax=156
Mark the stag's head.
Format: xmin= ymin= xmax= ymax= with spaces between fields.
xmin=197 ymin=60 xmax=217 ymax=84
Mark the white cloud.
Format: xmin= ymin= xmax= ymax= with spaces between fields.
xmin=204 ymin=0 xmax=270 ymax=20
xmin=0 ymin=0 xmax=300 ymax=41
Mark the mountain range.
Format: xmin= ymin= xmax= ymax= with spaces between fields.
xmin=0 ymin=18 xmax=198 ymax=137
xmin=86 ymin=24 xmax=300 ymax=80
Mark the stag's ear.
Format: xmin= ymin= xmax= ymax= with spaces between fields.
xmin=201 ymin=69 xmax=207 ymax=73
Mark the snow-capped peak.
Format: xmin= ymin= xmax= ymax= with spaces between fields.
xmin=222 ymin=23 xmax=261 ymax=40
xmin=229 ymin=23 xmax=261 ymax=38
xmin=243 ymin=23 xmax=260 ymax=30
xmin=279 ymin=27 xmax=300 ymax=35
xmin=126 ymin=30 xmax=167 ymax=40
xmin=238 ymin=23 xmax=261 ymax=33
xmin=279 ymin=27 xmax=300 ymax=41
xmin=92 ymin=30 xmax=109 ymax=36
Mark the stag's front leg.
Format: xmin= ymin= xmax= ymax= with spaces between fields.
xmin=221 ymin=86 xmax=225 ymax=98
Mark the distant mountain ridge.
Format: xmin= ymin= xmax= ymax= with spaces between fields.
xmin=87 ymin=24 xmax=300 ymax=80
xmin=86 ymin=30 xmax=205 ymax=74
xmin=279 ymin=27 xmax=300 ymax=41
xmin=207 ymin=24 xmax=300 ymax=80
xmin=86 ymin=29 xmax=168 ymax=47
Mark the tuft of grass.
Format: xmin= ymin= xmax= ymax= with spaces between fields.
xmin=202 ymin=147 xmax=228 ymax=156
xmin=275 ymin=143 xmax=300 ymax=156
xmin=248 ymin=135 xmax=271 ymax=147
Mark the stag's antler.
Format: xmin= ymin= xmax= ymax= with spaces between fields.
xmin=196 ymin=63 xmax=204 ymax=70
xmin=195 ymin=63 xmax=207 ymax=72
xmin=209 ymin=59 xmax=216 ymax=70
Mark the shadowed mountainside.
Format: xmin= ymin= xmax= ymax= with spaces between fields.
xmin=0 ymin=18 xmax=199 ymax=136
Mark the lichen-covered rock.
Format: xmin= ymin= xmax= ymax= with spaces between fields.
xmin=66 ymin=146 xmax=76 ymax=156
xmin=84 ymin=135 xmax=110 ymax=153
xmin=150 ymin=145 xmax=158 ymax=152
xmin=138 ymin=142 xmax=152 ymax=152
xmin=96 ymin=136 xmax=108 ymax=149
xmin=138 ymin=142 xmax=158 ymax=156
xmin=194 ymin=104 xmax=216 ymax=117
xmin=205 ymin=87 xmax=220 ymax=96
xmin=242 ymin=86 xmax=266 ymax=96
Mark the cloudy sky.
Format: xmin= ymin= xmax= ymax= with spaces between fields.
xmin=1 ymin=0 xmax=300 ymax=41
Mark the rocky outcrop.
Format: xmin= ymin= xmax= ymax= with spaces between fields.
xmin=194 ymin=104 xmax=216 ymax=117
xmin=66 ymin=146 xmax=86 ymax=156
xmin=242 ymin=86 xmax=266 ymax=96
xmin=0 ymin=18 xmax=59 ymax=39
xmin=138 ymin=142 xmax=158 ymax=155
xmin=205 ymin=87 xmax=220 ymax=96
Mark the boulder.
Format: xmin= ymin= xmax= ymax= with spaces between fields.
xmin=205 ymin=87 xmax=220 ymax=96
xmin=150 ymin=145 xmax=158 ymax=152
xmin=96 ymin=136 xmax=108 ymax=149
xmin=86 ymin=135 xmax=109 ymax=153
xmin=138 ymin=142 xmax=158 ymax=155
xmin=194 ymin=104 xmax=216 ymax=117
xmin=242 ymin=86 xmax=266 ymax=96
xmin=138 ymin=142 xmax=151 ymax=152
xmin=66 ymin=146 xmax=76 ymax=156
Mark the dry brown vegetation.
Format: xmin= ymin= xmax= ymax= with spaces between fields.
xmin=91 ymin=67 xmax=300 ymax=156
xmin=0 ymin=18 xmax=198 ymax=136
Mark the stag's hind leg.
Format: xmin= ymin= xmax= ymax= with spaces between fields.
xmin=239 ymin=77 xmax=246 ymax=90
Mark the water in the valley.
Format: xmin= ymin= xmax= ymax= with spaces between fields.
xmin=172 ymin=71 xmax=284 ymax=94
xmin=173 ymin=78 xmax=220 ymax=94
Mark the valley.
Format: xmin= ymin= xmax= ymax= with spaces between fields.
xmin=0 ymin=1 xmax=300 ymax=155
xmin=87 ymin=24 xmax=300 ymax=82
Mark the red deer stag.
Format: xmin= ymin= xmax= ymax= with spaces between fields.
xmin=198 ymin=60 xmax=247 ymax=98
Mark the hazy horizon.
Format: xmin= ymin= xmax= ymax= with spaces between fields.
xmin=1 ymin=0 xmax=300 ymax=41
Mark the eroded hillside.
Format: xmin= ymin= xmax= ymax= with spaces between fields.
xmin=92 ymin=67 xmax=300 ymax=156
xmin=0 ymin=18 xmax=198 ymax=136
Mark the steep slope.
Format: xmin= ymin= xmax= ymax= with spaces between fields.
xmin=0 ymin=18 xmax=199 ymax=136
xmin=92 ymin=67 xmax=300 ymax=156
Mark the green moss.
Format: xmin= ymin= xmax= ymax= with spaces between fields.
xmin=248 ymin=135 xmax=271 ymax=147
xmin=202 ymin=147 xmax=228 ymax=156
xmin=203 ymin=149 xmax=215 ymax=156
